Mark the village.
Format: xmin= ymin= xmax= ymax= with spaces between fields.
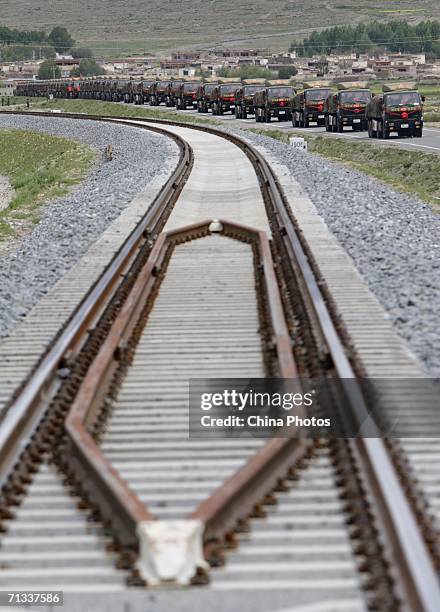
xmin=1 ymin=46 xmax=440 ymax=95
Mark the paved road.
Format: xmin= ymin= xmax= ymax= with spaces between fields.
xmin=156 ymin=105 xmax=440 ymax=154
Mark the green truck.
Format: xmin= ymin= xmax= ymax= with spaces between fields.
xmin=234 ymin=80 xmax=266 ymax=119
xmin=254 ymin=84 xmax=294 ymax=123
xmin=365 ymin=83 xmax=424 ymax=139
xmin=291 ymin=82 xmax=333 ymax=127
xmin=324 ymin=83 xmax=371 ymax=132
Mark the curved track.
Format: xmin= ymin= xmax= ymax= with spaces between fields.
xmin=0 ymin=112 xmax=438 ymax=612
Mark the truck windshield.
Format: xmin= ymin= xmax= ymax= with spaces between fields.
xmin=220 ymin=85 xmax=239 ymax=94
xmin=245 ymin=86 xmax=263 ymax=94
xmin=306 ymin=89 xmax=332 ymax=101
xmin=269 ymin=87 xmax=292 ymax=98
xmin=183 ymin=83 xmax=198 ymax=92
xmin=386 ymin=92 xmax=421 ymax=106
xmin=204 ymin=84 xmax=217 ymax=93
xmin=340 ymin=90 xmax=371 ymax=103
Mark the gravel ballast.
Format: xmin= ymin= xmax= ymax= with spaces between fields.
xmin=0 ymin=114 xmax=178 ymax=339
xmin=0 ymin=175 xmax=14 ymax=212
xmin=231 ymin=128 xmax=440 ymax=378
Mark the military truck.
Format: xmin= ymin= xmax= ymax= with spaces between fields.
xmin=234 ymin=80 xmax=266 ymax=119
xmin=324 ymin=83 xmax=371 ymax=132
xmin=196 ymin=82 xmax=218 ymax=113
xmin=134 ymin=80 xmax=154 ymax=105
xmin=365 ymin=83 xmax=424 ymax=139
xmin=254 ymin=84 xmax=294 ymax=122
xmin=210 ymin=81 xmax=241 ymax=115
xmin=149 ymin=80 xmax=171 ymax=106
xmin=165 ymin=81 xmax=184 ymax=107
xmin=176 ymin=81 xmax=202 ymax=110
xmin=291 ymin=82 xmax=333 ymax=127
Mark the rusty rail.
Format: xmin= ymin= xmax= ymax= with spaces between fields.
xmin=1 ymin=110 xmax=439 ymax=606
xmin=0 ymin=119 xmax=192 ymax=501
xmin=64 ymin=219 xmax=306 ymax=561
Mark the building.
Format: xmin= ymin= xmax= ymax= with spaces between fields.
xmin=0 ymin=80 xmax=14 ymax=96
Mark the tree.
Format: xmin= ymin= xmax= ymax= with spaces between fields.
xmin=71 ymin=58 xmax=105 ymax=77
xmin=290 ymin=19 xmax=440 ymax=57
xmin=218 ymin=65 xmax=274 ymax=79
xmin=47 ymin=27 xmax=75 ymax=53
xmin=38 ymin=59 xmax=61 ymax=79
xmin=278 ymin=65 xmax=298 ymax=79
xmin=71 ymin=47 xmax=94 ymax=59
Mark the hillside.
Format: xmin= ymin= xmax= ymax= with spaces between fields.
xmin=1 ymin=0 xmax=439 ymax=56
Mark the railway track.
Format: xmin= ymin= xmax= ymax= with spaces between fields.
xmin=0 ymin=112 xmax=438 ymax=611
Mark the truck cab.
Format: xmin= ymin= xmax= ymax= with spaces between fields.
xmin=292 ymin=87 xmax=333 ymax=127
xmin=149 ymin=81 xmax=170 ymax=106
xmin=254 ymin=86 xmax=294 ymax=122
xmin=211 ymin=83 xmax=241 ymax=115
xmin=325 ymin=88 xmax=371 ymax=132
xmin=167 ymin=81 xmax=184 ymax=107
xmin=235 ymin=84 xmax=265 ymax=119
xmin=176 ymin=81 xmax=201 ymax=110
xmin=196 ymin=83 xmax=218 ymax=113
xmin=366 ymin=88 xmax=424 ymax=138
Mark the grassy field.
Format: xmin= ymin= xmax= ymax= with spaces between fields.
xmin=0 ymin=96 xmax=29 ymax=107
xmin=250 ymin=128 xmax=440 ymax=209
xmin=0 ymin=130 xmax=95 ymax=245
xmin=14 ymin=98 xmax=220 ymax=126
xmin=1 ymin=0 xmax=439 ymax=56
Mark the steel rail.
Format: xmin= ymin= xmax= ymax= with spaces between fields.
xmin=0 ymin=118 xmax=193 ymax=503
xmin=106 ymin=114 xmax=440 ymax=608
xmin=1 ymin=110 xmax=439 ymax=607
xmin=64 ymin=219 xmax=307 ymax=566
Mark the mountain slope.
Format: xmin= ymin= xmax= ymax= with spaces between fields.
xmin=0 ymin=0 xmax=438 ymax=55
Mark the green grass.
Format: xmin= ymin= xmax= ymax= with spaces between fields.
xmin=19 ymin=98 xmax=220 ymax=126
xmin=0 ymin=96 xmax=29 ymax=107
xmin=425 ymin=111 xmax=440 ymax=122
xmin=0 ymin=129 xmax=96 ymax=243
xmin=250 ymin=128 xmax=440 ymax=209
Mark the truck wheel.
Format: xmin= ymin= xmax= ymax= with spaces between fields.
xmin=266 ymin=111 xmax=271 ymax=123
xmin=415 ymin=128 xmax=423 ymax=138
xmin=383 ymin=125 xmax=390 ymax=139
xmin=303 ymin=116 xmax=309 ymax=128
xmin=242 ymin=109 xmax=247 ymax=119
xmin=337 ymin=119 xmax=343 ymax=133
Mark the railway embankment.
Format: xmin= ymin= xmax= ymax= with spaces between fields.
xmin=0 ymin=115 xmax=178 ymax=339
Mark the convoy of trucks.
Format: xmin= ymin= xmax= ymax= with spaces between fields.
xmin=14 ymin=78 xmax=426 ymax=139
